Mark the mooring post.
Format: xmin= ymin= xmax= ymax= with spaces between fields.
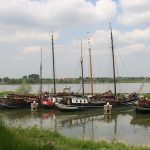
xmin=104 ymin=102 xmax=112 ymax=115
xmin=31 ymin=101 xmax=38 ymax=112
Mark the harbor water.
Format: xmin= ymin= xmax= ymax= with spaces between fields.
xmin=1 ymin=107 xmax=150 ymax=146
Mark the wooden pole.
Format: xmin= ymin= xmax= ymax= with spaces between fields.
xmin=110 ymin=23 xmax=116 ymax=97
xmin=40 ymin=48 xmax=42 ymax=95
xmin=87 ymin=33 xmax=93 ymax=95
xmin=51 ymin=33 xmax=56 ymax=95
xmin=80 ymin=40 xmax=85 ymax=96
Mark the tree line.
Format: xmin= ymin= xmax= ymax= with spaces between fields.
xmin=0 ymin=74 xmax=150 ymax=84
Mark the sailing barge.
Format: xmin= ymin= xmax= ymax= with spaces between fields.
xmin=136 ymin=98 xmax=150 ymax=113
xmin=0 ymin=94 xmax=38 ymax=109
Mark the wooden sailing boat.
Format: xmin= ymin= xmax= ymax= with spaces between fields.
xmin=51 ymin=33 xmax=56 ymax=95
xmin=39 ymin=48 xmax=53 ymax=109
xmin=86 ymin=32 xmax=116 ymax=104
xmin=87 ymin=24 xmax=138 ymax=106
xmin=105 ymin=23 xmax=119 ymax=106
xmin=85 ymin=32 xmax=117 ymax=104
xmin=40 ymin=34 xmax=56 ymax=108
xmin=110 ymin=23 xmax=117 ymax=98
xmin=109 ymin=23 xmax=139 ymax=106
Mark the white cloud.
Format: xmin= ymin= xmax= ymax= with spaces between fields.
xmin=0 ymin=30 xmax=59 ymax=43
xmin=88 ymin=27 xmax=150 ymax=55
xmin=0 ymin=26 xmax=150 ymax=78
xmin=46 ymin=27 xmax=150 ymax=77
xmin=95 ymin=0 xmax=117 ymax=20
xmin=23 ymin=45 xmax=41 ymax=54
xmin=118 ymin=0 xmax=150 ymax=26
xmin=0 ymin=31 xmax=47 ymax=43
xmin=0 ymin=0 xmax=150 ymax=78
xmin=0 ymin=0 xmax=117 ymax=29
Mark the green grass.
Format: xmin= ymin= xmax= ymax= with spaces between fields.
xmin=0 ymin=91 xmax=15 ymax=97
xmin=0 ymin=119 xmax=150 ymax=150
xmin=143 ymin=93 xmax=150 ymax=98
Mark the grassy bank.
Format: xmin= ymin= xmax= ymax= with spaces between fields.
xmin=0 ymin=120 xmax=150 ymax=150
xmin=0 ymin=91 xmax=15 ymax=97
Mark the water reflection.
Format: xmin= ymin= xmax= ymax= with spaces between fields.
xmin=1 ymin=108 xmax=150 ymax=146
xmin=104 ymin=114 xmax=118 ymax=142
xmin=130 ymin=113 xmax=150 ymax=128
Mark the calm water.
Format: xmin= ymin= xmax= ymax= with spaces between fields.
xmin=0 ymin=83 xmax=150 ymax=93
xmin=1 ymin=108 xmax=150 ymax=146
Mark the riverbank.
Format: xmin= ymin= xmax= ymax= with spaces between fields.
xmin=1 ymin=76 xmax=150 ymax=85
xmin=0 ymin=120 xmax=150 ymax=150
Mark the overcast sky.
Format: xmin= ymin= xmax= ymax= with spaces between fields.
xmin=0 ymin=0 xmax=150 ymax=78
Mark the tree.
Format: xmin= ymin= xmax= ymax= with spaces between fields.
xmin=28 ymin=74 xmax=39 ymax=80
xmin=16 ymin=80 xmax=32 ymax=94
xmin=22 ymin=75 xmax=27 ymax=79
xmin=3 ymin=77 xmax=9 ymax=82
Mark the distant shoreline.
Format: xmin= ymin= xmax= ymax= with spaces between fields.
xmin=0 ymin=77 xmax=149 ymax=85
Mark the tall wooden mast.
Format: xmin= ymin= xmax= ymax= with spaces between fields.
xmin=51 ymin=33 xmax=56 ymax=95
xmin=110 ymin=23 xmax=117 ymax=97
xmin=40 ymin=48 xmax=42 ymax=95
xmin=87 ymin=33 xmax=93 ymax=95
xmin=80 ymin=40 xmax=85 ymax=96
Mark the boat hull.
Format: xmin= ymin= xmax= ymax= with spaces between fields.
xmin=0 ymin=102 xmax=31 ymax=109
xmin=55 ymin=103 xmax=83 ymax=111
xmin=40 ymin=100 xmax=54 ymax=109
xmin=136 ymin=106 xmax=150 ymax=114
xmin=72 ymin=102 xmax=105 ymax=108
xmin=40 ymin=104 xmax=53 ymax=109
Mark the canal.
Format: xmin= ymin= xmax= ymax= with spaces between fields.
xmin=1 ymin=107 xmax=150 ymax=146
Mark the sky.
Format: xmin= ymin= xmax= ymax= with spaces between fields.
xmin=0 ymin=0 xmax=150 ymax=78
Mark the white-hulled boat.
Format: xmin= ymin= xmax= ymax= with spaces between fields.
xmin=55 ymin=96 xmax=105 ymax=111
xmin=55 ymin=102 xmax=83 ymax=111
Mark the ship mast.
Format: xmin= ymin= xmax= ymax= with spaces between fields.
xmin=40 ymin=48 xmax=42 ymax=95
xmin=110 ymin=23 xmax=117 ymax=97
xmin=51 ymin=33 xmax=56 ymax=95
xmin=87 ymin=32 xmax=93 ymax=95
xmin=80 ymin=40 xmax=85 ymax=96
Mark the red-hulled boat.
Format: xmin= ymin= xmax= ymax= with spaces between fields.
xmin=40 ymin=97 xmax=56 ymax=109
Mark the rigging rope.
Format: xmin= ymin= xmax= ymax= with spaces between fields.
xmin=137 ymin=78 xmax=146 ymax=94
xmin=72 ymin=59 xmax=81 ymax=93
xmin=115 ymin=47 xmax=134 ymax=93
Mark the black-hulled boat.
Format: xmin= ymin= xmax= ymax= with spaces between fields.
xmin=0 ymin=94 xmax=38 ymax=109
xmin=136 ymin=106 xmax=150 ymax=113
xmin=136 ymin=98 xmax=150 ymax=113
